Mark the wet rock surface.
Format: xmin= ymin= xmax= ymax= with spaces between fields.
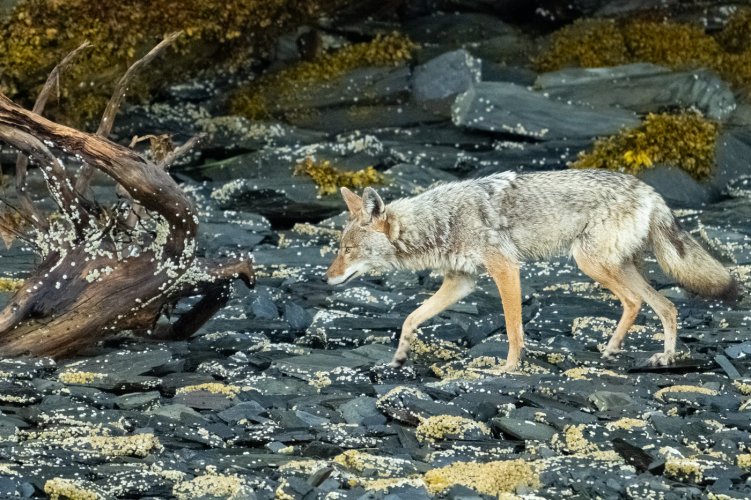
xmin=2 ymin=5 xmax=751 ymax=500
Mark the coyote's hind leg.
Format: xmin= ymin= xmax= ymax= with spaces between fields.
xmin=572 ymin=250 xmax=643 ymax=359
xmin=389 ymin=273 xmax=475 ymax=368
xmin=620 ymin=263 xmax=678 ymax=366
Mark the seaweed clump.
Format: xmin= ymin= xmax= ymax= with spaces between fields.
xmin=536 ymin=13 xmax=751 ymax=92
xmin=571 ymin=112 xmax=719 ymax=179
xmin=230 ymin=33 xmax=417 ymax=120
xmin=0 ymin=277 xmax=22 ymax=292
xmin=0 ymin=0 xmax=341 ymax=124
xmin=294 ymin=157 xmax=385 ymax=196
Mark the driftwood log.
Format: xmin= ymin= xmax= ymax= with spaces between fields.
xmin=0 ymin=36 xmax=254 ymax=358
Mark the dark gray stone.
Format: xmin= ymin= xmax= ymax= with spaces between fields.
xmin=713 ymin=127 xmax=751 ymax=194
xmin=452 ymin=82 xmax=640 ymax=140
xmin=339 ymin=396 xmax=387 ymax=426
xmin=412 ymin=49 xmax=481 ymax=115
xmin=639 ymin=165 xmax=713 ymax=207
xmin=538 ymin=67 xmax=736 ymax=121
xmin=492 ymin=417 xmax=557 ymax=441
xmin=284 ymin=302 xmax=313 ymax=331
xmin=588 ymin=391 xmax=636 ymax=412
xmin=251 ymin=294 xmax=279 ymax=320
xmin=113 ymin=391 xmax=160 ymax=410
xmin=59 ymin=348 xmax=172 ymax=379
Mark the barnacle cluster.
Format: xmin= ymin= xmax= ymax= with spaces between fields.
xmin=0 ymin=0 xmax=340 ymax=124
xmin=230 ymin=33 xmax=417 ymax=120
xmin=571 ymin=112 xmax=719 ymax=179
xmin=293 ymin=157 xmax=385 ymax=196
xmin=536 ymin=12 xmax=751 ymax=92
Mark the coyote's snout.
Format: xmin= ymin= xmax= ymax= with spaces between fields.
xmin=326 ymin=170 xmax=738 ymax=371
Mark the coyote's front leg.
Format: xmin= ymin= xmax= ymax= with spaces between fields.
xmin=389 ymin=273 xmax=475 ymax=367
xmin=484 ymin=253 xmax=524 ymax=372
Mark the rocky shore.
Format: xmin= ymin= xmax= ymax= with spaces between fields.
xmin=1 ymin=1 xmax=751 ymax=498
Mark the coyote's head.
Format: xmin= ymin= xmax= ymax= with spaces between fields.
xmin=326 ymin=187 xmax=398 ymax=285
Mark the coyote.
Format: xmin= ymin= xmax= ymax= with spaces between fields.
xmin=325 ymin=170 xmax=737 ymax=371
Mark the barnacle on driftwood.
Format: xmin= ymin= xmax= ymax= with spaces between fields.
xmin=0 ymin=36 xmax=254 ymax=358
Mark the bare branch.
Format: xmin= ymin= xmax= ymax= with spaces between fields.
xmin=16 ymin=42 xmax=91 ymax=230
xmin=75 ymin=32 xmax=183 ymax=195
xmin=32 ymin=42 xmax=92 ymax=116
xmin=159 ymin=134 xmax=204 ymax=170
xmin=0 ymin=123 xmax=86 ymax=229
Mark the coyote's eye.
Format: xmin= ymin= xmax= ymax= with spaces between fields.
xmin=344 ymin=247 xmax=352 ymax=254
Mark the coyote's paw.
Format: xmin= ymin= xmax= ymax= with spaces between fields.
xmin=648 ymin=351 xmax=676 ymax=366
xmin=600 ymin=347 xmax=621 ymax=361
xmin=497 ymin=361 xmax=520 ymax=374
xmin=388 ymin=356 xmax=407 ymax=369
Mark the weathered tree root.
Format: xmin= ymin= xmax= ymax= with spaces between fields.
xmin=0 ymin=39 xmax=254 ymax=358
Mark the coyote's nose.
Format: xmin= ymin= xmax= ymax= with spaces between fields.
xmin=321 ymin=274 xmax=328 ymax=283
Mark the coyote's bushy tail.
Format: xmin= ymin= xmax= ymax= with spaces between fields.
xmin=649 ymin=207 xmax=738 ymax=301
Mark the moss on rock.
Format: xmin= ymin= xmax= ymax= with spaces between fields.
xmin=654 ymin=384 xmax=719 ymax=401
xmin=0 ymin=277 xmax=22 ymax=292
xmin=293 ymin=157 xmax=385 ymax=196
xmin=423 ymin=459 xmax=539 ymax=496
xmin=664 ymin=458 xmax=705 ymax=483
xmin=44 ymin=478 xmax=104 ymax=500
xmin=571 ymin=112 xmax=718 ymax=180
xmin=173 ymin=473 xmax=247 ymax=500
xmin=0 ymin=0 xmax=341 ymax=124
xmin=176 ymin=382 xmax=241 ymax=398
xmin=229 ymin=32 xmax=417 ymax=120
xmin=415 ymin=415 xmax=491 ymax=443
xmin=536 ymin=13 xmax=751 ymax=92
xmin=58 ymin=371 xmax=105 ymax=384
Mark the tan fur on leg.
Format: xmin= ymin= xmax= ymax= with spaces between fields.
xmin=619 ymin=264 xmax=678 ymax=366
xmin=484 ymin=253 xmax=524 ymax=372
xmin=390 ymin=273 xmax=475 ymax=367
xmin=573 ymin=251 xmax=643 ymax=359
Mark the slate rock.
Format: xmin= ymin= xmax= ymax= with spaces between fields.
xmin=172 ymin=390 xmax=236 ymax=411
xmin=198 ymin=116 xmax=327 ymax=153
xmin=291 ymin=102 xmax=444 ymax=135
xmin=713 ymin=127 xmax=751 ymax=194
xmin=0 ymin=477 xmax=34 ymax=498
xmin=492 ymin=417 xmax=557 ymax=441
xmin=588 ymin=391 xmax=636 ymax=412
xmin=725 ymin=341 xmax=751 ymax=360
xmin=113 ymin=391 xmax=161 ymax=410
xmin=251 ymin=293 xmax=280 ymax=320
xmin=536 ymin=63 xmax=670 ymax=88
xmin=538 ymin=66 xmax=736 ymax=121
xmin=60 ymin=348 xmax=172 ymax=379
xmin=639 ymin=165 xmax=713 ymax=207
xmin=339 ymin=396 xmax=387 ymax=426
xmin=412 ymin=49 xmax=481 ymax=115
xmin=218 ymin=401 xmax=269 ymax=425
xmin=452 ymin=81 xmax=640 ymax=140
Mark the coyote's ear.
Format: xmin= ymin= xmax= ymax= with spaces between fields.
xmin=340 ymin=187 xmax=363 ymax=216
xmin=362 ymin=187 xmax=385 ymax=222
